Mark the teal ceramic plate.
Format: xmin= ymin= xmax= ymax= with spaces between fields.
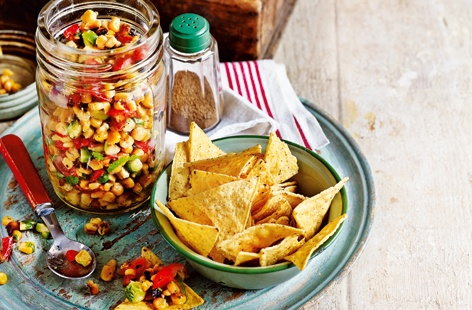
xmin=0 ymin=100 xmax=374 ymax=309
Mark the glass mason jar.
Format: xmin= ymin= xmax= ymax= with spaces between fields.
xmin=35 ymin=0 xmax=166 ymax=214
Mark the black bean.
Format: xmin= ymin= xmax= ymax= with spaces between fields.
xmin=151 ymin=288 xmax=163 ymax=298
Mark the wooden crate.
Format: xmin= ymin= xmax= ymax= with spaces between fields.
xmin=152 ymin=0 xmax=298 ymax=61
xmin=0 ymin=0 xmax=297 ymax=61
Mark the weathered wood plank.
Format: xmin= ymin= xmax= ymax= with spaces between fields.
xmin=274 ymin=0 xmax=340 ymax=119
xmin=275 ymin=1 xmax=350 ymax=308
xmin=329 ymin=0 xmax=471 ymax=308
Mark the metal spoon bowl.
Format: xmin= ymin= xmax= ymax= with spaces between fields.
xmin=0 ymin=134 xmax=96 ymax=279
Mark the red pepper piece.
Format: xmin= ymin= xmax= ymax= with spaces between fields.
xmin=116 ymin=24 xmax=133 ymax=45
xmin=112 ymin=55 xmax=133 ymax=71
xmin=90 ymin=88 xmax=110 ymax=102
xmin=68 ymin=92 xmax=82 ymax=106
xmin=129 ymin=257 xmax=149 ymax=277
xmin=54 ymin=141 xmax=69 ymax=151
xmin=152 ymin=263 xmax=184 ymax=289
xmin=72 ymin=138 xmax=92 ymax=149
xmin=0 ymin=237 xmax=14 ymax=262
xmin=6 ymin=221 xmax=19 ymax=236
xmin=110 ymin=119 xmax=126 ymax=131
xmin=105 ymin=154 xmax=119 ymax=161
xmin=116 ymin=33 xmax=133 ymax=45
xmin=132 ymin=48 xmax=146 ymax=63
xmin=118 ymin=262 xmax=130 ymax=276
xmin=134 ymin=141 xmax=152 ymax=153
xmin=107 ymin=108 xmax=126 ymax=118
xmin=89 ymin=169 xmax=104 ymax=182
xmin=63 ymin=24 xmax=80 ymax=41
xmin=122 ymin=274 xmax=133 ymax=286
xmin=53 ymin=156 xmax=76 ymax=177
xmin=65 ymin=250 xmax=79 ymax=262
xmin=84 ymin=58 xmax=101 ymax=66
xmin=54 ymin=131 xmax=68 ymax=138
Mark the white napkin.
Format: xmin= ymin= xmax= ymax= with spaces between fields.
xmin=220 ymin=60 xmax=329 ymax=151
xmin=164 ymin=88 xmax=277 ymax=162
xmin=253 ymin=60 xmax=329 ymax=149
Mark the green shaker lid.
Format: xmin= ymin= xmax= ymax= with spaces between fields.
xmin=169 ymin=13 xmax=211 ymax=53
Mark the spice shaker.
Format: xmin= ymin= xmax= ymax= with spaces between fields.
xmin=164 ymin=13 xmax=223 ymax=134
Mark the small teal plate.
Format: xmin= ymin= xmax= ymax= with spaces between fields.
xmin=0 ymin=100 xmax=374 ymax=309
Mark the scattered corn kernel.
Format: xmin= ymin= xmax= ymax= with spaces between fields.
xmin=18 ymin=241 xmax=35 ymax=254
xmin=0 ymin=272 xmax=8 ymax=285
xmin=100 ymin=259 xmax=117 ymax=281
xmin=2 ymin=216 xmax=14 ymax=226
xmin=75 ymin=249 xmax=92 ymax=267
xmin=84 ymin=222 xmax=98 ymax=234
xmin=86 ymin=280 xmax=100 ymax=295
xmin=124 ymin=268 xmax=136 ymax=277
xmin=97 ymin=221 xmax=111 ymax=235
xmin=141 ymin=280 xmax=153 ymax=292
xmin=12 ymin=230 xmax=22 ymax=242
xmin=0 ymin=69 xmax=22 ymax=94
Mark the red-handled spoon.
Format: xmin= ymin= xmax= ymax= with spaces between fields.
xmin=0 ymin=134 xmax=96 ymax=279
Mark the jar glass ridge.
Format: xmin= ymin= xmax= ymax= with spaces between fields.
xmin=35 ymin=0 xmax=166 ymax=214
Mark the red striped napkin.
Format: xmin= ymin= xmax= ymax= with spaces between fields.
xmin=220 ymin=60 xmax=329 ymax=150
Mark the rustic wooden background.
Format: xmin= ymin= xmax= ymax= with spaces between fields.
xmin=1 ymin=0 xmax=471 ymax=308
xmin=274 ymin=0 xmax=472 ymax=308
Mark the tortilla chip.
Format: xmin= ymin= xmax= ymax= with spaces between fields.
xmin=252 ymin=195 xmax=288 ymax=221
xmin=115 ymin=282 xmax=205 ymax=310
xmin=185 ymin=153 xmax=256 ymax=178
xmin=115 ymin=301 xmax=152 ymax=310
xmin=264 ymin=132 xmax=298 ymax=183
xmin=208 ymin=246 xmax=226 ymax=263
xmin=246 ymin=159 xmax=274 ymax=186
xmin=188 ymin=122 xmax=225 ymax=162
xmin=156 ymin=201 xmax=219 ymax=256
xmin=274 ymin=216 xmax=290 ymax=226
xmin=282 ymin=185 xmax=297 ymax=193
xmin=177 ymin=282 xmax=205 ymax=309
xmin=277 ymin=181 xmax=297 ymax=188
xmin=260 ymin=235 xmax=305 ymax=266
xmin=245 ymin=214 xmax=254 ymax=228
xmin=285 ymin=213 xmax=347 ymax=270
xmin=292 ymin=177 xmax=348 ymax=239
xmin=141 ymin=247 xmax=162 ymax=266
xmin=241 ymin=144 xmax=262 ymax=155
xmin=169 ymin=178 xmax=258 ymax=242
xmin=250 ymin=182 xmax=271 ymax=213
xmin=256 ymin=198 xmax=292 ymax=224
xmin=169 ymin=142 xmax=191 ymax=200
xmin=234 ymin=251 xmax=260 ymax=266
xmin=217 ymin=223 xmax=303 ymax=261
xmin=188 ymin=170 xmax=238 ymax=195
xmin=279 ymin=191 xmax=307 ymax=208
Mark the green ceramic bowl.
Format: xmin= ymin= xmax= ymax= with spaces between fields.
xmin=151 ymin=135 xmax=348 ymax=289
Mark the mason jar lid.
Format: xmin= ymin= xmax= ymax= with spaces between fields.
xmin=169 ymin=13 xmax=211 ymax=54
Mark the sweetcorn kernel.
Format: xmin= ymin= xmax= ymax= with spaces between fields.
xmin=0 ymin=272 xmax=7 ymax=285
xmin=75 ymin=250 xmax=92 ymax=267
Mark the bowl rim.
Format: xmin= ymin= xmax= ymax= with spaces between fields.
xmin=150 ymin=135 xmax=348 ymax=274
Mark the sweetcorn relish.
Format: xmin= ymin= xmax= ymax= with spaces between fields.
xmin=36 ymin=2 xmax=165 ymax=213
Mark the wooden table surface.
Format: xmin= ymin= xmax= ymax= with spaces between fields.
xmin=274 ymin=0 xmax=472 ymax=308
xmin=1 ymin=0 xmax=471 ymax=308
